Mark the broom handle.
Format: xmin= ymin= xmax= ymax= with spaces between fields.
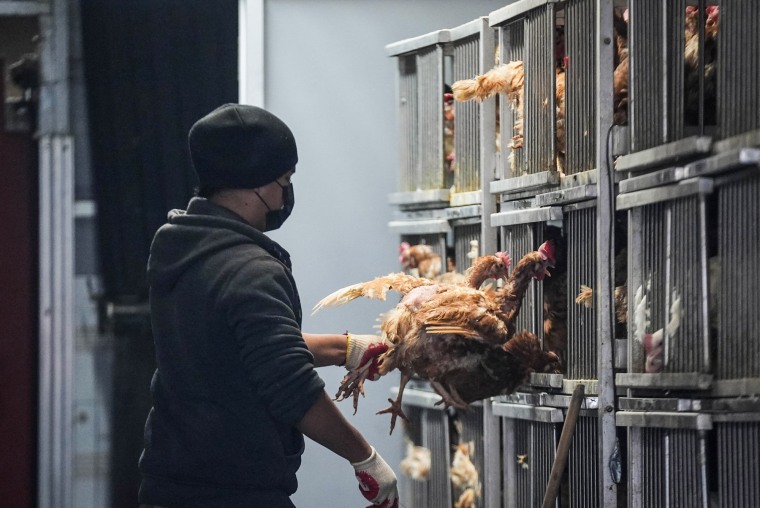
xmin=541 ymin=383 xmax=586 ymax=508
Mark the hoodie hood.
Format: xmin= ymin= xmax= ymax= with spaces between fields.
xmin=148 ymin=197 xmax=292 ymax=291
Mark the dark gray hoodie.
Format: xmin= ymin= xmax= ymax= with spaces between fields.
xmin=138 ymin=197 xmax=325 ymax=507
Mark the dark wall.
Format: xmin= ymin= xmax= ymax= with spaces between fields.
xmin=80 ymin=3 xmax=238 ymax=506
xmin=0 ymin=60 xmax=38 ymax=508
xmin=81 ymin=0 xmax=238 ymax=304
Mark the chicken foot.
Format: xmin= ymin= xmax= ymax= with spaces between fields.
xmin=334 ymin=360 xmax=375 ymax=414
xmin=376 ymin=373 xmax=411 ymax=434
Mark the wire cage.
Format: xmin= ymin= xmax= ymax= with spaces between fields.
xmin=449 ymin=18 xmax=498 ymax=207
xmin=489 ymin=0 xmax=561 ymax=186
xmin=387 ymin=29 xmax=452 ymax=207
xmin=618 ymin=411 xmax=712 ymax=508
xmin=616 ymin=178 xmax=713 ymax=392
xmin=711 ymin=166 xmax=760 ymax=395
xmin=616 ymin=0 xmax=760 ymax=172
xmin=388 ymin=216 xmax=450 ymax=275
xmin=451 ymin=220 xmax=482 ymax=276
xmin=492 ymin=398 xmax=563 ymax=508
xmin=564 ymin=201 xmax=599 ymax=384
xmin=714 ymin=414 xmax=760 ymax=508
xmin=397 ymin=386 xmax=454 ymax=508
xmin=618 ymin=409 xmax=760 ymax=508
xmin=567 ymin=412 xmax=602 ymax=508
xmin=450 ymin=405 xmax=487 ymax=508
xmin=491 ymin=203 xmax=565 ymax=390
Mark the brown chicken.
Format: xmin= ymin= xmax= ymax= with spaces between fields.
xmin=315 ymin=252 xmax=512 ymax=411
xmin=542 ymin=227 xmax=567 ymax=367
xmin=399 ymin=241 xmax=442 ymax=279
xmin=314 ymin=243 xmax=560 ymax=433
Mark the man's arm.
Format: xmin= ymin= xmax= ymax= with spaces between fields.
xmin=296 ymin=391 xmax=398 ymax=507
xmin=296 ymin=390 xmax=371 ymax=462
xmin=302 ymin=333 xmax=347 ymax=367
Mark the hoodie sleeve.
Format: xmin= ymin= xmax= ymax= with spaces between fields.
xmin=221 ymin=255 xmax=325 ymax=426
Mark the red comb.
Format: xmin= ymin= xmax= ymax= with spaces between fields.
xmin=539 ymin=241 xmax=556 ymax=263
xmin=496 ymin=251 xmax=511 ymax=268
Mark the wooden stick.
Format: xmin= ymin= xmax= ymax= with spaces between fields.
xmin=541 ymin=384 xmax=586 ymax=508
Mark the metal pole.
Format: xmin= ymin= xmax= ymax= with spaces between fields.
xmin=596 ymin=0 xmax=618 ymax=507
xmin=541 ymin=384 xmax=586 ymax=508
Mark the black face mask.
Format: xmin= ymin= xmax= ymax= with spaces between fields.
xmin=256 ymin=181 xmax=294 ymax=231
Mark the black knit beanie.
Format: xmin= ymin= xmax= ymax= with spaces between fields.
xmin=188 ymin=104 xmax=298 ymax=189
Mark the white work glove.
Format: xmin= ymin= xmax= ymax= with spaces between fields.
xmin=344 ymin=334 xmax=388 ymax=381
xmin=351 ymin=447 xmax=399 ymax=508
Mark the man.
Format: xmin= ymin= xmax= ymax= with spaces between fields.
xmin=138 ymin=104 xmax=398 ymax=507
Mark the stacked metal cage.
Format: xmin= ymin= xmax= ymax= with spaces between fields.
xmin=385 ymin=0 xmax=760 ymax=507
xmin=613 ymin=1 xmax=760 ymax=507
xmin=386 ymin=17 xmax=498 ymax=508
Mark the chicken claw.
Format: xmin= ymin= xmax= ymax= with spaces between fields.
xmin=376 ymin=397 xmax=409 ymax=435
xmin=334 ymin=361 xmax=375 ymax=414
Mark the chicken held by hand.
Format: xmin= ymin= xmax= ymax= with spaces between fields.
xmin=313 ymin=252 xmax=512 ymax=413
xmin=314 ymin=244 xmax=558 ymax=433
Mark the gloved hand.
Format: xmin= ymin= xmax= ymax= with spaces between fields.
xmin=351 ymin=446 xmax=399 ymax=508
xmin=344 ymin=334 xmax=388 ymax=381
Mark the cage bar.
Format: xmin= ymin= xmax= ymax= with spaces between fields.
xmin=387 ymin=30 xmax=452 ymax=202
xmin=713 ymin=169 xmax=760 ymax=394
xmin=715 ymin=417 xmax=760 ymax=508
xmin=490 ymin=0 xmax=560 ymax=186
xmin=493 ymin=401 xmax=563 ymax=508
xmin=567 ymin=414 xmax=600 ymax=508
xmin=717 ymin=0 xmax=760 ymax=140
xmin=564 ymin=0 xmax=597 ymax=175
xmin=398 ymin=386 xmax=453 ymax=508
xmin=617 ymin=179 xmax=712 ymax=389
xmin=565 ymin=202 xmax=598 ymax=381
xmin=619 ymin=412 xmax=711 ymax=508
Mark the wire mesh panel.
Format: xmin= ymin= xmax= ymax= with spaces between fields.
xmin=714 ymin=170 xmax=760 ymax=387
xmin=627 ymin=0 xmax=728 ymax=153
xmin=565 ymin=204 xmax=598 ymax=380
xmin=564 ymin=0 xmax=597 ymax=175
xmin=453 ymin=406 xmax=486 ymax=508
xmin=387 ymin=30 xmax=451 ymax=196
xmin=450 ymin=20 xmax=491 ymax=196
xmin=397 ymin=55 xmax=420 ymax=193
xmin=567 ymin=414 xmax=599 ymax=508
xmin=453 ymin=222 xmax=481 ymax=274
xmin=625 ymin=424 xmax=709 ymax=508
xmin=500 ymin=412 xmax=561 ymax=508
xmin=716 ymin=419 xmax=760 ymax=508
xmin=399 ymin=389 xmax=453 ymax=508
xmin=618 ymin=180 xmax=712 ymax=386
xmin=399 ymin=405 xmax=429 ymax=508
xmin=717 ymin=0 xmax=760 ymax=140
xmin=497 ymin=19 xmax=525 ymax=179
xmin=491 ymin=1 xmax=560 ymax=181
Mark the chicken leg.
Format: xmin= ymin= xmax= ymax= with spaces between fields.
xmin=430 ymin=381 xmax=469 ymax=410
xmin=376 ymin=372 xmax=411 ymax=434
